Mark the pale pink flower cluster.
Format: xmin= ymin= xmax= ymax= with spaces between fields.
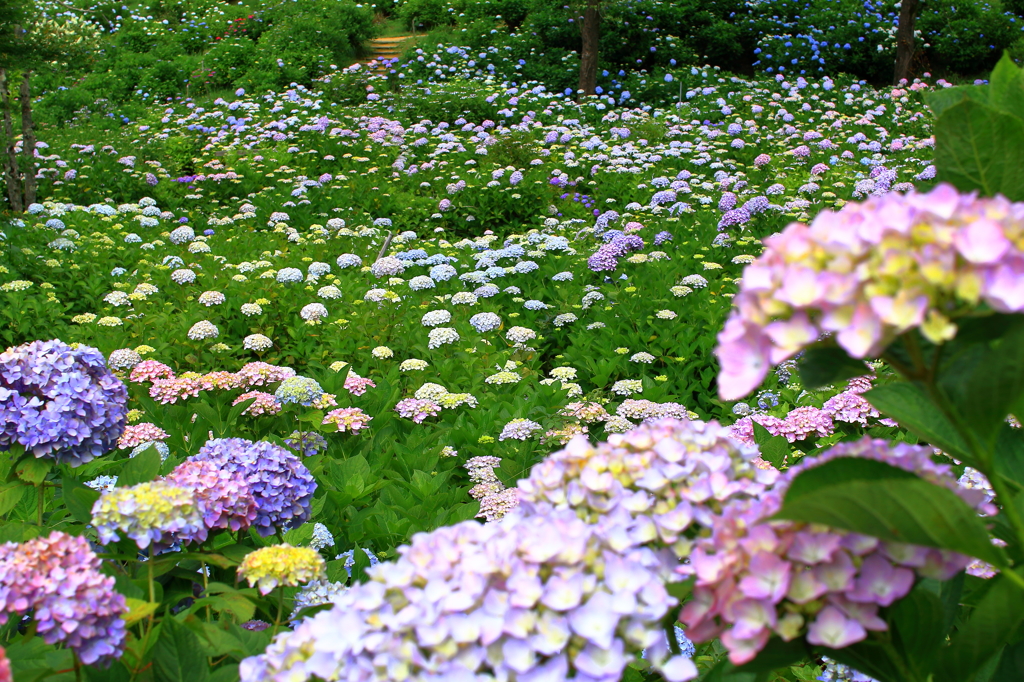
xmin=465 ymin=455 xmax=519 ymax=522
xmin=322 ymin=407 xmax=372 ymax=433
xmin=716 ymin=184 xmax=1024 ymax=399
xmin=117 ymin=422 xmax=170 ymax=449
xmin=234 ymin=391 xmax=283 ymax=416
xmin=681 ymin=438 xmax=990 ymax=664
xmin=343 ymin=372 xmax=376 ymax=396
xmin=730 ymin=405 xmax=834 ymax=446
xmin=394 ymin=398 xmax=441 ymax=423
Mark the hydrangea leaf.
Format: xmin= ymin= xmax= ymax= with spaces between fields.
xmin=934 ymin=97 xmax=1024 ymax=201
xmin=775 ymin=457 xmax=1005 ymax=567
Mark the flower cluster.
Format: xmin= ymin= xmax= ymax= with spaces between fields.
xmin=238 ymin=545 xmax=327 ymax=595
xmin=1 ymin=339 xmax=128 ymax=466
xmin=191 ymin=438 xmax=316 ymax=536
xmin=91 ymin=480 xmax=203 ymax=548
xmin=240 ymin=508 xmax=695 ymax=682
xmin=680 ymin=438 xmax=987 ymax=664
xmin=394 ymin=397 xmax=442 ymax=423
xmin=0 ymin=532 xmax=128 ymax=664
xmin=323 ymin=407 xmax=373 ymax=433
xmin=717 ymin=184 xmax=1024 ymax=399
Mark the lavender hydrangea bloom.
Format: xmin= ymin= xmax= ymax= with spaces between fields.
xmin=1 ymin=339 xmax=128 ymax=466
xmin=192 ymin=438 xmax=316 ymax=536
xmin=240 ymin=508 xmax=696 ymax=682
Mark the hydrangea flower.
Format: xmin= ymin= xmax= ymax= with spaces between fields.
xmin=716 ymin=184 xmax=1024 ymax=399
xmin=681 ymin=437 xmax=987 ymax=664
xmin=239 ymin=545 xmax=327 ymax=595
xmin=395 ymin=398 xmax=442 ymax=423
xmin=1 ymin=340 xmax=128 ymax=466
xmin=163 ymin=459 xmax=257 ymax=540
xmin=240 ymin=508 xmax=695 ymax=682
xmin=191 ymin=439 xmax=316 ymax=537
xmin=275 ymin=376 xmax=324 ymax=406
xmin=91 ymin=481 xmax=203 ymax=548
xmin=498 ymin=418 xmax=542 ymax=440
xmin=0 ymin=532 xmax=128 ymax=664
xmin=323 ymin=407 xmax=373 ymax=433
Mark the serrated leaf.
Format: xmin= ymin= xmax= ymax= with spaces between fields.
xmin=118 ymin=444 xmax=163 ymax=487
xmin=0 ymin=480 xmax=29 ymax=516
xmin=15 ymin=456 xmax=51 ymax=485
xmin=936 ymin=572 xmax=1024 ymax=682
xmin=935 ymin=97 xmax=1024 ymax=200
xmin=864 ymin=383 xmax=972 ymax=463
xmin=752 ymin=422 xmax=790 ymax=469
xmin=776 ymin=457 xmax=1005 ymax=566
xmin=796 ymin=346 xmax=870 ymax=390
xmin=153 ymin=617 xmax=210 ymax=682
xmin=62 ymin=476 xmax=100 ymax=524
xmin=123 ymin=598 xmax=160 ymax=626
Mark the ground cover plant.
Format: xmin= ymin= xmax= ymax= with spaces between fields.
xmin=7 ymin=0 xmax=1024 ymax=679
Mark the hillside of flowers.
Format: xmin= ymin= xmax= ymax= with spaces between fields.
xmin=7 ymin=0 xmax=1024 ymax=679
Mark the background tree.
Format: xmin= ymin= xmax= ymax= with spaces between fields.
xmin=0 ymin=0 xmax=98 ymax=211
xmin=894 ymin=0 xmax=921 ymax=84
xmin=578 ymin=0 xmax=600 ymax=97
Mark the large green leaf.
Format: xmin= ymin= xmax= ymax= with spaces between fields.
xmin=991 ymin=640 xmax=1024 ymax=682
xmin=938 ymin=319 xmax=1024 ymax=450
xmin=934 ymin=97 xmax=1024 ymax=201
xmin=776 ymin=458 xmax=1005 ymax=566
xmin=889 ymin=586 xmax=946 ymax=678
xmin=985 ymin=53 xmax=1024 ymax=120
xmin=864 ymin=383 xmax=972 ymax=463
xmin=62 ymin=475 xmax=100 ymax=524
xmin=796 ymin=346 xmax=870 ymax=391
xmin=936 ymin=572 xmax=1024 ymax=682
xmin=118 ymin=444 xmax=163 ymax=487
xmin=153 ymin=617 xmax=211 ymax=682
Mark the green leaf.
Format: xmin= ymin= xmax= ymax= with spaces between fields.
xmin=864 ymin=383 xmax=972 ymax=463
xmin=118 ymin=444 xmax=163 ymax=487
xmin=0 ymin=480 xmax=29 ymax=516
xmin=825 ymin=640 xmax=905 ymax=682
xmin=796 ymin=346 xmax=870 ymax=390
xmin=936 ymin=572 xmax=1024 ymax=682
xmin=935 ymin=97 xmax=1024 ymax=201
xmin=153 ymin=617 xmax=211 ymax=682
xmin=992 ymin=640 xmax=1024 ymax=682
xmin=927 ymin=85 xmax=986 ymax=118
xmin=985 ymin=53 xmax=1024 ymax=120
xmin=776 ymin=457 xmax=1005 ymax=566
xmin=889 ymin=585 xmax=946 ymax=677
xmin=282 ymin=522 xmax=314 ymax=546
xmin=752 ymin=422 xmax=790 ymax=469
xmin=15 ymin=456 xmax=51 ymax=485
xmin=994 ymin=424 xmax=1024 ymax=490
xmin=938 ymin=319 xmax=1024 ymax=450
xmin=62 ymin=475 xmax=100 ymax=524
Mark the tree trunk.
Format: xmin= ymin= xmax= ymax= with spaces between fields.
xmin=0 ymin=68 xmax=22 ymax=213
xmin=577 ymin=0 xmax=600 ymax=98
xmin=894 ymin=0 xmax=921 ymax=85
xmin=19 ymin=69 xmax=35 ymax=206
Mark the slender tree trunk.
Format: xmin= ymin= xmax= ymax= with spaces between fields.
xmin=0 ymin=68 xmax=22 ymax=213
xmin=894 ymin=0 xmax=921 ymax=84
xmin=578 ymin=0 xmax=600 ymax=98
xmin=19 ymin=69 xmax=35 ymax=206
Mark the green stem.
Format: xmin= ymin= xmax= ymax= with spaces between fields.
xmin=36 ymin=483 xmax=43 ymax=525
xmin=271 ymin=589 xmax=285 ymax=636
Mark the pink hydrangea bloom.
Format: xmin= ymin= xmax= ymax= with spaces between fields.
xmin=716 ymin=184 xmax=1024 ymax=399
xmin=680 ymin=437 xmax=988 ymax=664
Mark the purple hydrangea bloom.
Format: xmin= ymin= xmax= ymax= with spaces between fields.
xmin=191 ymin=438 xmax=316 ymax=536
xmin=718 ymin=208 xmax=751 ymax=230
xmin=654 ymin=230 xmax=674 ymax=245
xmin=1 ymin=340 xmax=128 ymax=466
xmin=587 ymin=244 xmax=620 ymax=272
